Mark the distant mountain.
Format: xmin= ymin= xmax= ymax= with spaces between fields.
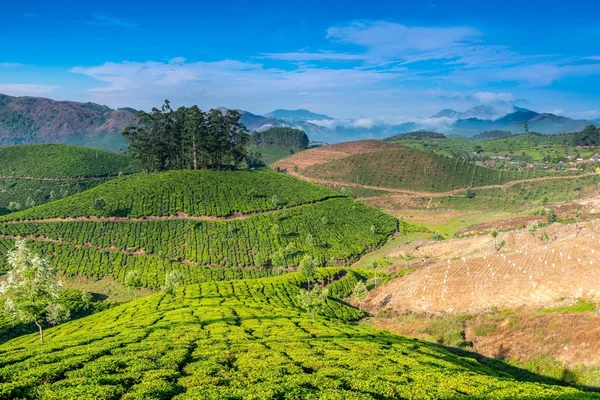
xmin=0 ymin=93 xmax=135 ymax=151
xmin=431 ymin=109 xmax=462 ymax=119
xmin=451 ymin=110 xmax=596 ymax=136
xmin=2 ymin=93 xmax=598 ymax=148
xmin=431 ymin=105 xmax=533 ymax=121
xmin=264 ymin=109 xmax=333 ymax=123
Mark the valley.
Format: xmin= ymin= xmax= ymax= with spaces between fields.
xmin=1 ymin=102 xmax=600 ymax=399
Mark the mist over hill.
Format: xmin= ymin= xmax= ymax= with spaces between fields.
xmin=0 ymin=93 xmax=598 ymax=148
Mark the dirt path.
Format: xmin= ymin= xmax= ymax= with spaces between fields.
xmin=0 ymin=196 xmax=341 ymax=225
xmin=289 ymin=171 xmax=596 ymax=198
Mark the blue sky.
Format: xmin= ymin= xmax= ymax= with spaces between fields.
xmin=1 ymin=0 xmax=599 ymax=120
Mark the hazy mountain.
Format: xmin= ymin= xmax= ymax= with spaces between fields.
xmin=431 ymin=109 xmax=462 ymax=119
xmin=0 ymin=94 xmax=135 ymax=151
xmin=264 ymin=109 xmax=333 ymax=123
xmin=2 ymin=93 xmax=598 ymax=147
xmin=450 ymin=110 xmax=596 ymax=136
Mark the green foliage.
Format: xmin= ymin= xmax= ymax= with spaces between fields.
xmin=0 ymin=145 xmax=139 ymax=212
xmin=302 ymin=146 xmax=551 ymax=192
xmin=384 ymin=131 xmax=445 ymax=141
xmin=0 ymin=198 xmax=397 ymax=288
xmin=162 ymin=271 xmax=185 ymax=296
xmin=2 ymin=170 xmax=339 ymax=220
xmin=351 ymin=280 xmax=368 ymax=306
xmin=299 ymin=255 xmax=317 ymax=289
xmin=473 ymin=323 xmax=498 ymax=337
xmin=541 ymin=299 xmax=596 ymax=314
xmin=575 ymin=125 xmax=600 ymax=146
xmin=123 ymin=102 xmax=249 ymax=172
xmin=425 ymin=315 xmax=470 ymax=348
xmin=547 ymin=209 xmax=557 ymax=223
xmin=250 ymin=127 xmax=309 ymax=149
xmin=0 ymin=240 xmax=68 ymax=343
xmin=296 ymin=287 xmax=329 ymax=320
xmin=0 ymin=144 xmax=139 ymax=179
xmin=0 ymin=271 xmax=592 ymax=399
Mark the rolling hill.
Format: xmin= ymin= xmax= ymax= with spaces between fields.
xmin=0 ymin=170 xmax=398 ymax=286
xmin=0 ymin=94 xmax=136 ymax=151
xmin=274 ymin=140 xmax=551 ymax=193
xmin=0 ymin=144 xmax=140 ymax=214
xmin=0 ymin=268 xmax=595 ymax=399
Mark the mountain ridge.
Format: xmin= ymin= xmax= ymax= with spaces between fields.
xmin=0 ymin=93 xmax=598 ymax=148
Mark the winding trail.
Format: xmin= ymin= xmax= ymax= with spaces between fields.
xmin=288 ymin=171 xmax=597 ymax=198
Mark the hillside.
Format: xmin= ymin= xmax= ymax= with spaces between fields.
xmin=0 ymin=144 xmax=140 ymax=214
xmin=0 ymin=269 xmax=594 ymax=399
xmin=0 ymin=144 xmax=139 ymax=178
xmin=0 ymin=170 xmax=398 ymax=285
xmin=0 ymin=94 xmax=136 ymax=151
xmin=275 ymin=141 xmax=550 ymax=193
xmin=366 ymin=220 xmax=600 ymax=314
xmin=249 ymin=127 xmax=310 ymax=165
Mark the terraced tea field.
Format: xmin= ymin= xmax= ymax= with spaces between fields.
xmin=0 ymin=170 xmax=398 ymax=286
xmin=1 ymin=269 xmax=595 ymax=399
xmin=0 ymin=144 xmax=140 ymax=213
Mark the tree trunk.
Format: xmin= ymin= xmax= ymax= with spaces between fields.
xmin=34 ymin=319 xmax=44 ymax=343
xmin=307 ymin=280 xmax=311 ymax=291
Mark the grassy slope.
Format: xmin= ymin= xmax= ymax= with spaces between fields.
xmin=0 ymin=270 xmax=594 ymax=399
xmin=301 ymin=147 xmax=550 ymax=192
xmin=0 ymin=144 xmax=139 ymax=178
xmin=395 ymin=134 xmax=600 ymax=162
xmin=0 ymin=144 xmax=140 ymax=213
xmin=2 ymin=170 xmax=340 ymax=220
xmin=248 ymin=144 xmax=298 ymax=165
xmin=0 ymin=170 xmax=398 ymax=284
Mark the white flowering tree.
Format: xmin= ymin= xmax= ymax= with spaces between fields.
xmin=162 ymin=270 xmax=185 ymax=295
xmin=296 ymin=287 xmax=328 ymax=321
xmin=0 ymin=240 xmax=69 ymax=343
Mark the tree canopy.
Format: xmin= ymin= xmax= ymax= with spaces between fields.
xmin=0 ymin=240 xmax=69 ymax=343
xmin=123 ymin=100 xmax=249 ymax=172
xmin=575 ymin=124 xmax=600 ymax=146
xmin=251 ymin=127 xmax=309 ymax=149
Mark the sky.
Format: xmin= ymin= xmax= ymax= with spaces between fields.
xmin=1 ymin=0 xmax=599 ymax=120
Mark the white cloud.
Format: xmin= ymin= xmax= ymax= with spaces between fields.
xmin=473 ymin=92 xmax=515 ymax=103
xmin=0 ymin=84 xmax=58 ymax=96
xmin=84 ymin=15 xmax=139 ymax=30
xmin=0 ymin=62 xmax=24 ymax=68
xmin=352 ymin=118 xmax=374 ymax=128
xmin=326 ymin=21 xmax=479 ymax=54
xmin=261 ymin=52 xmax=364 ymax=61
xmin=70 ymin=58 xmax=400 ymax=111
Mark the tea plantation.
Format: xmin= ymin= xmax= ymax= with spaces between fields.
xmin=0 ymin=170 xmax=398 ymax=285
xmin=300 ymin=147 xmax=553 ymax=192
xmin=0 ymin=144 xmax=140 ymax=214
xmin=2 ymin=170 xmax=341 ymax=220
xmin=1 ymin=269 xmax=596 ymax=399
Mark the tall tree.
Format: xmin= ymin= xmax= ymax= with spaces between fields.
xmin=122 ymin=101 xmax=249 ymax=171
xmin=0 ymin=240 xmax=69 ymax=343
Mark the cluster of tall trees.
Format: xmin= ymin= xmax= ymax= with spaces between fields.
xmin=251 ymin=127 xmax=310 ymax=149
xmin=575 ymin=124 xmax=600 ymax=146
xmin=122 ymin=100 xmax=249 ymax=172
